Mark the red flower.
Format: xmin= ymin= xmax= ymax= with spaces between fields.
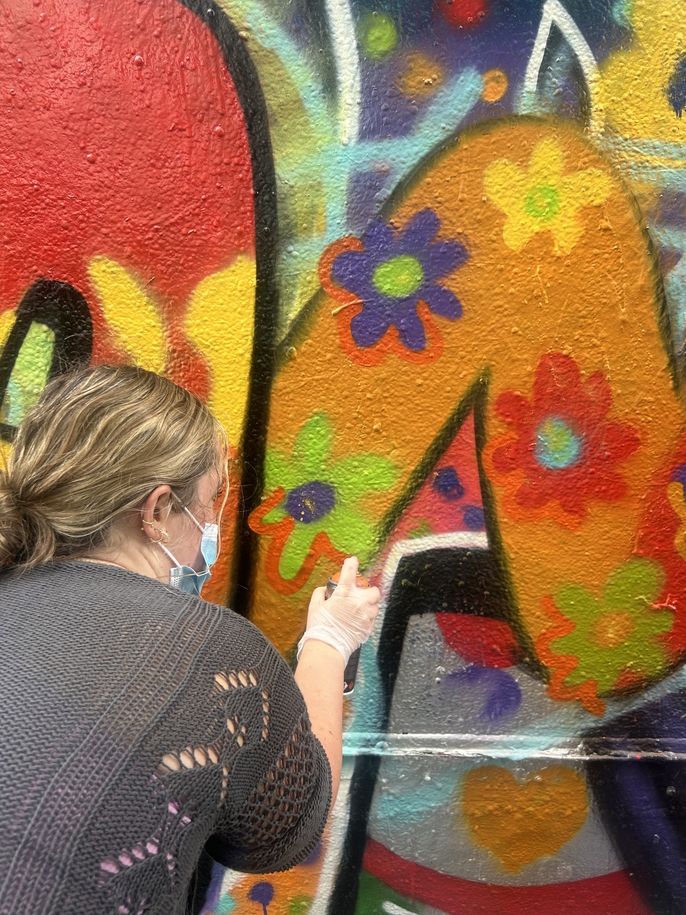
xmin=485 ymin=354 xmax=640 ymax=527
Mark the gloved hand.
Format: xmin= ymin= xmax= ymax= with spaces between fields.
xmin=297 ymin=556 xmax=381 ymax=664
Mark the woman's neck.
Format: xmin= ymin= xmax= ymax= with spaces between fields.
xmin=72 ymin=544 xmax=169 ymax=583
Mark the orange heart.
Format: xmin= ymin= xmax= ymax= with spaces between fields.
xmin=461 ymin=765 xmax=588 ymax=873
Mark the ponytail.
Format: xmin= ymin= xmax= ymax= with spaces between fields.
xmin=0 ymin=470 xmax=56 ymax=569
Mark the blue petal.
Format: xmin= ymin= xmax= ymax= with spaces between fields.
xmin=396 ymin=306 xmax=427 ymax=351
xmin=424 ymin=239 xmax=469 ymax=280
xmin=446 ymin=666 xmax=522 ymax=721
xmin=362 ymin=220 xmax=396 ymax=256
xmin=425 ymin=284 xmax=463 ymax=320
xmin=351 ymin=303 xmax=391 ymax=347
xmin=483 ymin=674 xmax=522 ymax=721
xmin=331 ymin=250 xmax=373 ymax=291
xmin=399 ymin=209 xmax=441 ymax=251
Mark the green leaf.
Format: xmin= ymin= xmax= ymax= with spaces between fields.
xmin=293 ymin=413 xmax=333 ymax=476
xmin=604 ymin=558 xmax=664 ymax=611
xmin=326 ymin=506 xmax=377 ymax=560
xmin=260 ymin=501 xmax=288 ymax=526
xmin=554 ymin=584 xmax=597 ymax=624
xmin=279 ymin=524 xmax=317 ymax=579
xmin=264 ymin=449 xmax=297 ymax=492
xmin=333 ymin=453 xmax=399 ymax=499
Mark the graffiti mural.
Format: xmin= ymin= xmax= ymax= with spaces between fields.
xmin=4 ymin=0 xmax=686 ymax=912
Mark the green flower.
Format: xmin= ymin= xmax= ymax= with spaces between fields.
xmin=261 ymin=413 xmax=398 ymax=580
xmin=551 ymin=559 xmax=673 ymax=694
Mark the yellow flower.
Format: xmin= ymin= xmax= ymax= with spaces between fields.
xmin=484 ymin=137 xmax=611 ymax=255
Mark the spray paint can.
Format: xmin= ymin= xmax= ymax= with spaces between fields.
xmin=325 ymin=571 xmax=368 ymax=696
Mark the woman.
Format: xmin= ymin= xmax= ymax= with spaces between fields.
xmin=0 ymin=365 xmax=379 ymax=915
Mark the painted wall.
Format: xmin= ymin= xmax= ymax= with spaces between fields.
xmin=3 ymin=0 xmax=686 ymax=912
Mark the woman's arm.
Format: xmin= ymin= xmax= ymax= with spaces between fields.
xmin=294 ymin=641 xmax=345 ymax=800
xmin=294 ymin=556 xmax=380 ymax=802
xmin=203 ymin=557 xmax=378 ymax=874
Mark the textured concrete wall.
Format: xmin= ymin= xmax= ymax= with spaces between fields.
xmin=3 ymin=1 xmax=686 ymax=912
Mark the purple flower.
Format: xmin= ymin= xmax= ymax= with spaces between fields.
xmin=330 ymin=209 xmax=468 ymax=352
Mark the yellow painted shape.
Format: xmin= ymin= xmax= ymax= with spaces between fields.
xmin=0 ymin=310 xmax=15 ymax=350
xmin=598 ymin=0 xmax=686 ymax=142
xmin=461 ymin=765 xmax=588 ymax=872
xmin=484 ymin=137 xmax=611 ymax=254
xmin=184 ymin=256 xmax=256 ymax=444
xmin=88 ymin=257 xmax=166 ymax=373
xmin=249 ymin=118 xmax=682 ymax=659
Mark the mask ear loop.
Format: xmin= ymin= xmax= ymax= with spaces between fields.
xmin=182 ymin=505 xmax=204 ymax=533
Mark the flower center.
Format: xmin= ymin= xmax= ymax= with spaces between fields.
xmin=285 ymin=481 xmax=336 ymax=524
xmin=524 ymin=184 xmax=561 ymax=221
xmin=372 ymin=254 xmax=425 ymax=298
xmin=593 ymin=611 xmax=635 ymax=648
xmin=535 ymin=417 xmax=583 ymax=470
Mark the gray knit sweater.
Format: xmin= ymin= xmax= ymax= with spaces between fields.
xmin=0 ymin=561 xmax=331 ymax=914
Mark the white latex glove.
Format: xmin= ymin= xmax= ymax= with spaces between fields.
xmin=297 ymin=556 xmax=381 ymax=664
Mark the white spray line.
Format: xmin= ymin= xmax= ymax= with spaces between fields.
xmin=324 ymin=0 xmax=361 ymax=146
xmin=308 ymin=760 xmax=353 ymax=914
xmin=383 ymin=902 xmax=419 ymax=915
xmin=521 ymin=0 xmax=602 ymax=136
xmin=379 ymin=531 xmax=489 ymax=598
xmin=214 ymin=862 xmax=246 ymax=895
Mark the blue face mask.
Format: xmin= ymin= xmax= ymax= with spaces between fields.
xmin=159 ymin=506 xmax=219 ymax=597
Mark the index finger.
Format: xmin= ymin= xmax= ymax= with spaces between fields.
xmin=336 ymin=555 xmax=359 ymax=591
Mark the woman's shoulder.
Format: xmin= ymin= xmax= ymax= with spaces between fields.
xmin=196 ymin=598 xmax=297 ymax=692
xmin=0 ymin=561 xmax=248 ymax=648
xmin=1 ymin=560 xmax=299 ymax=704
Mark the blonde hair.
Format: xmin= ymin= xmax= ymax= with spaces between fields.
xmin=0 ymin=365 xmax=227 ymax=570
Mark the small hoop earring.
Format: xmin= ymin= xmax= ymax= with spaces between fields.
xmin=142 ymin=519 xmax=169 ymax=543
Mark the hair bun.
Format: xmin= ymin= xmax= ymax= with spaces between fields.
xmin=0 ymin=472 xmax=56 ymax=569
xmin=0 ymin=470 xmax=25 ymax=567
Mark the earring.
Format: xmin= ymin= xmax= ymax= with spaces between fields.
xmin=141 ymin=519 xmax=169 ymax=543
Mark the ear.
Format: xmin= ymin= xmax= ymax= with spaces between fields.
xmin=141 ymin=484 xmax=173 ymax=543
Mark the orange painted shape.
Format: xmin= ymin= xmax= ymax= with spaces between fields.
xmin=461 ymin=764 xmax=589 ymax=873
xmin=250 ymin=118 xmax=686 ymax=674
xmin=398 ymin=52 xmax=446 ymax=98
xmin=482 ymin=68 xmax=509 ymax=103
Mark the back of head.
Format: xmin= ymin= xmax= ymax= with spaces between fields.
xmin=0 ymin=365 xmax=225 ymax=571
